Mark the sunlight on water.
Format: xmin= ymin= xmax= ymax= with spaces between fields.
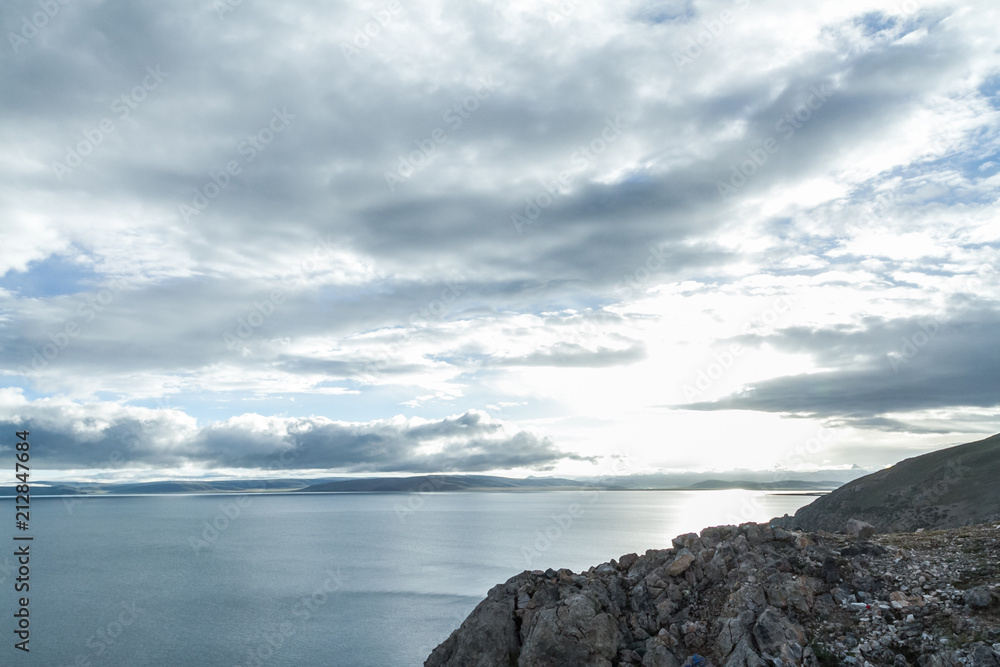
xmin=0 ymin=490 xmax=817 ymax=666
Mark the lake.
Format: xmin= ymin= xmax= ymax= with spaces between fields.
xmin=0 ymin=490 xmax=816 ymax=666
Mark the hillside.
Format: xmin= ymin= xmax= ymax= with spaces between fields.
xmin=687 ymin=479 xmax=841 ymax=491
xmin=781 ymin=433 xmax=1000 ymax=533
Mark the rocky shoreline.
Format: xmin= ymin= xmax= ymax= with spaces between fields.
xmin=425 ymin=520 xmax=1000 ymax=667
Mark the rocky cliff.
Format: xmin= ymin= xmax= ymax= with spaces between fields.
xmin=782 ymin=434 xmax=1000 ymax=534
xmin=425 ymin=521 xmax=1000 ymax=666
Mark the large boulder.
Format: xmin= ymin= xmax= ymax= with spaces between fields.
xmin=751 ymin=607 xmax=806 ymax=664
xmin=424 ymin=576 xmax=523 ymax=667
xmin=846 ymin=518 xmax=877 ymax=539
xmin=519 ymin=592 xmax=620 ymax=667
xmin=666 ymin=549 xmax=696 ymax=577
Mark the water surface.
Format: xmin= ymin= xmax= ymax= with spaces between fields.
xmin=0 ymin=490 xmax=815 ymax=666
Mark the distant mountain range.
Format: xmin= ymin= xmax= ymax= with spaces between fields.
xmin=296 ymin=474 xmax=591 ymax=493
xmin=779 ymin=432 xmax=1000 ymax=532
xmin=0 ymin=472 xmax=853 ymax=497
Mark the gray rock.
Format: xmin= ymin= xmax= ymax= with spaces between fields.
xmin=642 ymin=643 xmax=681 ymax=667
xmin=673 ymin=532 xmax=700 ymax=549
xmin=666 ymin=549 xmax=695 ymax=577
xmin=424 ymin=577 xmax=522 ymax=667
xmin=846 ymin=518 xmax=877 ymax=539
xmin=716 ymin=614 xmax=751 ymax=658
xmin=964 ymin=587 xmax=994 ymax=609
xmin=751 ymin=606 xmax=806 ymax=660
xmin=724 ymin=636 xmax=766 ymax=667
xmin=519 ymin=592 xmax=620 ymax=667
xmin=970 ymin=645 xmax=1000 ymax=667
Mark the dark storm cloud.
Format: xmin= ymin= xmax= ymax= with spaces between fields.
xmin=0 ymin=403 xmax=584 ymax=471
xmin=683 ymin=309 xmax=1000 ymax=420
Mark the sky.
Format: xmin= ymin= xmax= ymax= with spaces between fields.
xmin=0 ymin=0 xmax=998 ymax=483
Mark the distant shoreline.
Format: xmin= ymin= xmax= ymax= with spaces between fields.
xmin=0 ymin=486 xmax=834 ymax=499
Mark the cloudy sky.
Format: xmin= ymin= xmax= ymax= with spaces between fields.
xmin=1 ymin=0 xmax=998 ymax=482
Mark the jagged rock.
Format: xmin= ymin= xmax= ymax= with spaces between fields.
xmin=965 ymin=587 xmax=994 ymax=609
xmin=752 ymin=606 xmax=806 ymax=662
xmin=667 ymin=549 xmax=696 ymax=577
xmin=519 ymin=593 xmax=619 ymax=666
xmin=969 ymin=645 xmax=1000 ymax=667
xmin=847 ymin=518 xmax=877 ymax=539
xmin=642 ymin=640 xmax=681 ymax=667
xmin=673 ymin=533 xmax=700 ymax=549
xmin=424 ymin=575 xmax=523 ymax=666
xmin=723 ymin=636 xmax=766 ymax=667
xmin=426 ymin=523 xmax=1000 ymax=667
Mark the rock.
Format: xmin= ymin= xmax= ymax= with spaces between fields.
xmin=795 ymin=534 xmax=814 ymax=550
xmin=700 ymin=526 xmax=724 ymax=548
xmin=847 ymin=519 xmax=877 ymax=539
xmin=643 ymin=642 xmax=681 ymax=667
xmin=716 ymin=612 xmax=753 ymax=658
xmin=723 ymin=636 xmax=766 ymax=667
xmin=620 ymin=552 xmax=640 ymax=571
xmin=666 ymin=549 xmax=696 ymax=577
xmin=752 ymin=606 xmax=806 ymax=660
xmin=519 ymin=593 xmax=620 ymax=667
xmin=969 ymin=645 xmax=1000 ymax=667
xmin=965 ymin=587 xmax=994 ymax=609
xmin=673 ymin=533 xmax=700 ymax=549
xmin=426 ymin=521 xmax=1000 ymax=667
xmin=424 ymin=576 xmax=523 ymax=667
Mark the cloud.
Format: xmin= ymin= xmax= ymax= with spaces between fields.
xmin=494 ymin=342 xmax=647 ymax=368
xmin=0 ymin=392 xmax=584 ymax=472
xmin=681 ymin=308 xmax=1000 ymax=423
xmin=1 ymin=0 xmax=999 ymax=476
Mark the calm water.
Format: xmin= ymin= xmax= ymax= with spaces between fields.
xmin=0 ymin=490 xmax=815 ymax=666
